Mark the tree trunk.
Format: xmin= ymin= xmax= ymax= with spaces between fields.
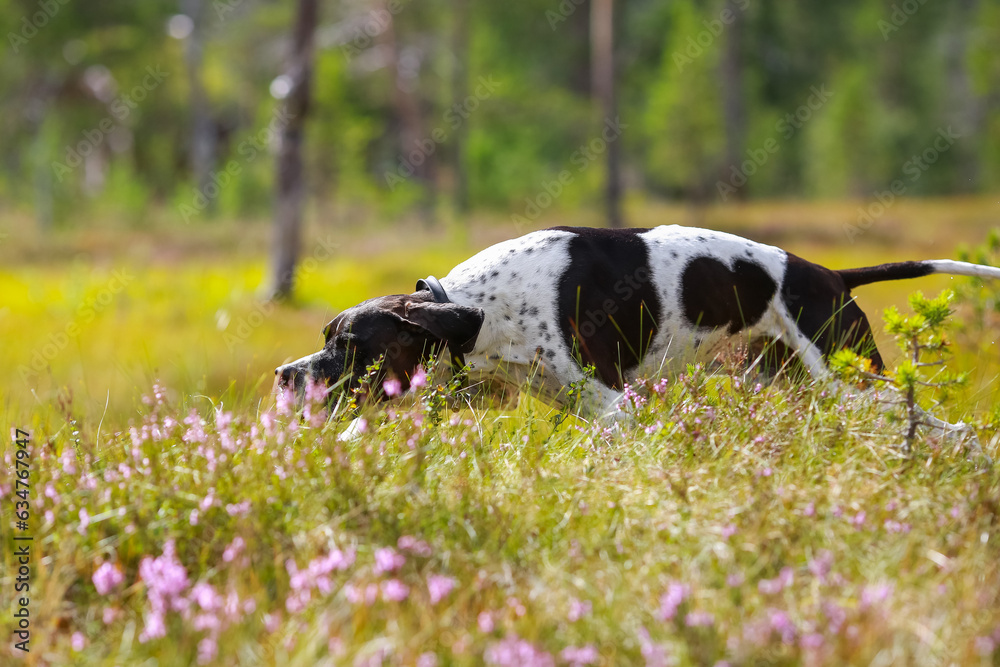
xmin=451 ymin=0 xmax=471 ymax=217
xmin=591 ymin=0 xmax=622 ymax=228
xmin=720 ymin=0 xmax=747 ymax=201
xmin=182 ymin=0 xmax=216 ymax=213
xmin=379 ymin=1 xmax=435 ymax=226
xmin=268 ymin=0 xmax=318 ymax=300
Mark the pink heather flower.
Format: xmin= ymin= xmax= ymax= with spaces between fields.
xmin=410 ymin=366 xmax=427 ymax=388
xmin=852 ymin=511 xmax=866 ymax=528
xmin=417 ymin=652 xmax=439 ymax=667
xmin=226 ymin=500 xmax=251 ymax=517
xmin=304 ymin=377 xmax=329 ymax=404
xmin=726 ymin=572 xmax=745 ymax=587
xmin=264 ymin=613 xmax=280 ymax=633
xmin=223 ymin=536 xmax=245 ymax=563
xmin=71 ymin=631 xmax=86 ymax=651
xmin=657 ymin=582 xmax=690 ymax=621
xmin=276 ymin=388 xmax=296 ymax=417
xmin=568 ymin=597 xmax=592 ymax=622
xmin=427 ymin=575 xmax=456 ymax=604
xmin=636 ymin=627 xmax=671 ymax=667
xmin=975 ymin=636 xmax=997 ymax=657
xmin=190 ymin=582 xmax=222 ymax=611
xmin=769 ymin=610 xmax=797 ymax=644
xmin=860 ymin=583 xmax=893 ymax=609
xmin=381 ymin=579 xmax=410 ymax=602
xmin=373 ymin=547 xmax=405 ymax=574
xmin=102 ymin=607 xmax=119 ymax=625
xmin=78 ymin=508 xmax=90 ymax=534
xmin=138 ymin=541 xmax=190 ymax=643
xmin=507 ymin=596 xmax=526 ymax=616
xmin=478 ymin=611 xmax=495 ymax=633
xmin=808 ymin=550 xmax=834 ymax=580
xmin=758 ymin=567 xmax=793 ymax=595
xmin=383 ymin=378 xmax=402 ymax=397
xmin=483 ymin=634 xmax=555 ymax=667
xmin=197 ymin=636 xmax=218 ymax=664
xmin=560 ymin=645 xmax=599 ymax=666
xmin=189 ymin=509 xmax=199 ymax=526
xmin=801 ymin=633 xmax=825 ymax=650
xmin=685 ymin=610 xmax=715 ymax=627
xmin=61 ymin=450 xmax=77 ymax=475
xmin=93 ymin=562 xmax=124 ymax=595
xmin=398 ymin=535 xmax=432 ymax=556
xmin=721 ymin=523 xmax=737 ymax=539
xmin=139 ymin=610 xmax=166 ymax=643
xmin=803 ymin=502 xmax=815 ymax=517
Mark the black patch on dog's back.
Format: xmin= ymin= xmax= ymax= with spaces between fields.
xmin=680 ymin=256 xmax=777 ymax=333
xmin=553 ymin=227 xmax=661 ymax=389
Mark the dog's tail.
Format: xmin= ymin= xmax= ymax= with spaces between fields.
xmin=837 ymin=260 xmax=1000 ymax=290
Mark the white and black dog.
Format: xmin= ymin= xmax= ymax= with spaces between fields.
xmin=276 ymin=225 xmax=999 ymax=427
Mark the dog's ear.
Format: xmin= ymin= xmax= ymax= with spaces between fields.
xmin=399 ymin=301 xmax=484 ymax=353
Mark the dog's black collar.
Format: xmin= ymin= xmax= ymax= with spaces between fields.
xmin=415 ymin=276 xmax=449 ymax=304
xmin=414 ymin=275 xmax=467 ymax=380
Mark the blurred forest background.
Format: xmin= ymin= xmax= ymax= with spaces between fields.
xmin=3 ymin=0 xmax=1000 ymax=241
xmin=3 ymin=0 xmax=1000 ymax=420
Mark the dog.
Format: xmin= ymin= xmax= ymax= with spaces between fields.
xmin=275 ymin=225 xmax=999 ymax=434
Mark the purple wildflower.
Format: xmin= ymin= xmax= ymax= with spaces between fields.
xmin=427 ymin=574 xmax=456 ymax=604
xmin=483 ymin=634 xmax=554 ymax=667
xmin=373 ymin=547 xmax=405 ymax=575
xmin=93 ymin=562 xmax=124 ymax=595
xmin=560 ymin=644 xmax=599 ymax=666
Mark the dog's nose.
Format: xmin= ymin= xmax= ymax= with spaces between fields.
xmin=275 ymin=365 xmax=295 ymax=387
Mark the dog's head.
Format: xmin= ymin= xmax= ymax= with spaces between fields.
xmin=275 ymin=290 xmax=484 ymax=400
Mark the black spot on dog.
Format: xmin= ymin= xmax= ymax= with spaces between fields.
xmin=489 ymin=295 xmax=496 ymax=301
xmin=491 ymin=270 xmax=499 ymax=278
xmin=552 ymin=226 xmax=661 ymax=390
xmin=546 ymin=349 xmax=556 ymax=360
xmin=670 ymin=251 xmax=678 ymax=259
xmin=539 ymin=322 xmax=548 ymax=332
xmin=529 ymin=306 xmax=539 ymax=317
xmin=680 ymin=256 xmax=776 ymax=334
xmin=782 ymin=253 xmax=885 ymax=371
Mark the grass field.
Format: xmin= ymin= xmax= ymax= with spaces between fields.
xmin=1 ymin=198 xmax=1000 ymax=665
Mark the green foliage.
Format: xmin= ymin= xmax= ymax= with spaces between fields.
xmin=954 ymin=228 xmax=1000 ymax=327
xmin=833 ymin=290 xmax=969 ymax=455
xmin=4 ymin=0 xmax=1000 ymax=224
xmin=5 ymin=351 xmax=1000 ymax=664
